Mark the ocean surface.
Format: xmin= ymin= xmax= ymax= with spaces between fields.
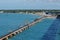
xmin=0 ymin=13 xmax=40 ymax=37
xmin=9 ymin=18 xmax=55 ymax=40
xmin=0 ymin=13 xmax=60 ymax=40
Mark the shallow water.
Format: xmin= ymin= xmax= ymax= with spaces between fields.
xmin=0 ymin=13 xmax=40 ymax=37
xmin=9 ymin=18 xmax=55 ymax=40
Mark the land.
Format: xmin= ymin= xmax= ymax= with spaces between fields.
xmin=0 ymin=9 xmax=60 ymax=13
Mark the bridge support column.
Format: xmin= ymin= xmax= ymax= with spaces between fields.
xmin=16 ymin=31 xmax=20 ymax=34
xmin=12 ymin=33 xmax=16 ymax=37
xmin=2 ymin=37 xmax=8 ymax=40
xmin=23 ymin=27 xmax=27 ymax=30
xmin=8 ymin=34 xmax=12 ymax=38
xmin=19 ymin=29 xmax=22 ymax=33
xmin=21 ymin=28 xmax=25 ymax=31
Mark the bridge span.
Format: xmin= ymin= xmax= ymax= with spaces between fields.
xmin=0 ymin=16 xmax=46 ymax=40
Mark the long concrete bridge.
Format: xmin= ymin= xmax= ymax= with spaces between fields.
xmin=0 ymin=16 xmax=46 ymax=40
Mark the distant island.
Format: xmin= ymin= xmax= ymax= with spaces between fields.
xmin=0 ymin=9 xmax=60 ymax=13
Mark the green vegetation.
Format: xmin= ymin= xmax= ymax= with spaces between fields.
xmin=0 ymin=9 xmax=60 ymax=13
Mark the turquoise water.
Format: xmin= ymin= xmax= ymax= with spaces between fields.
xmin=55 ymin=18 xmax=60 ymax=40
xmin=0 ymin=13 xmax=40 ymax=37
xmin=41 ymin=17 xmax=60 ymax=40
xmin=9 ymin=18 xmax=55 ymax=40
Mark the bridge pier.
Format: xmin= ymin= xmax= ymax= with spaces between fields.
xmin=23 ymin=26 xmax=28 ymax=30
xmin=2 ymin=37 xmax=8 ymax=40
xmin=18 ymin=29 xmax=22 ymax=33
xmin=8 ymin=34 xmax=12 ymax=38
xmin=12 ymin=32 xmax=16 ymax=36
xmin=21 ymin=28 xmax=25 ymax=31
xmin=15 ymin=31 xmax=20 ymax=34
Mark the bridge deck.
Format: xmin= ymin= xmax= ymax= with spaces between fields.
xmin=0 ymin=16 xmax=46 ymax=40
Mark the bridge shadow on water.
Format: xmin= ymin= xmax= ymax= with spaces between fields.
xmin=41 ymin=15 xmax=60 ymax=40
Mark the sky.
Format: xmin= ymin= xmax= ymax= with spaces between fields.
xmin=0 ymin=0 xmax=60 ymax=9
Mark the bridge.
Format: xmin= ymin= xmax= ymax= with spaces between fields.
xmin=0 ymin=16 xmax=46 ymax=40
